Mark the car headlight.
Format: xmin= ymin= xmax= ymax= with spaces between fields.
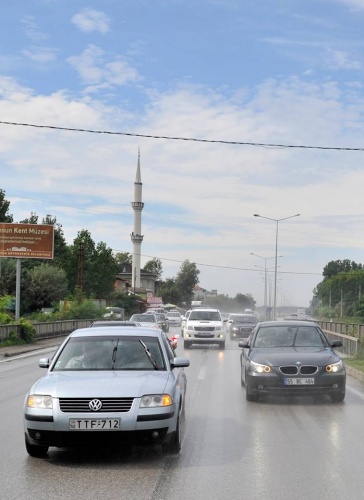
xmin=140 ymin=394 xmax=172 ymax=407
xmin=27 ymin=395 xmax=53 ymax=409
xmin=325 ymin=360 xmax=344 ymax=373
xmin=251 ymin=360 xmax=272 ymax=373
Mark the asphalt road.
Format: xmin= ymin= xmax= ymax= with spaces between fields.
xmin=2 ymin=326 xmax=364 ymax=500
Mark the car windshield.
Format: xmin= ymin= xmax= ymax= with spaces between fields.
xmin=52 ymin=336 xmax=166 ymax=371
xmin=254 ymin=326 xmax=326 ymax=348
xmin=189 ymin=311 xmax=221 ymax=321
xmin=131 ymin=314 xmax=155 ymax=322
xmin=231 ymin=315 xmax=257 ymax=324
xmin=167 ymin=312 xmax=180 ymax=317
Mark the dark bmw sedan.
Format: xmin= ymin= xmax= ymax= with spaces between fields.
xmin=239 ymin=321 xmax=346 ymax=402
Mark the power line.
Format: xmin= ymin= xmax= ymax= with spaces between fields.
xmin=123 ymin=252 xmax=323 ymax=276
xmin=1 ymin=120 xmax=363 ymax=151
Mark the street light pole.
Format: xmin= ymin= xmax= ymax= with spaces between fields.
xmin=253 ymin=213 xmax=300 ymax=320
xmin=250 ymin=252 xmax=281 ymax=319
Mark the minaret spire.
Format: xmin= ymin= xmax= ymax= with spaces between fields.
xmin=131 ymin=149 xmax=144 ymax=290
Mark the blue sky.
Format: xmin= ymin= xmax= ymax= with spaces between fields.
xmin=2 ymin=0 xmax=364 ymax=308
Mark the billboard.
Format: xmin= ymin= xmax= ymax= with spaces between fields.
xmin=0 ymin=223 xmax=54 ymax=259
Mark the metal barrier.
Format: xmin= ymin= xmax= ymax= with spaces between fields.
xmin=0 ymin=319 xmax=93 ymax=342
xmin=321 ymin=329 xmax=359 ymax=357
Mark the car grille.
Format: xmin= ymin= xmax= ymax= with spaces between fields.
xmin=59 ymin=398 xmax=134 ymax=413
xmin=279 ymin=366 xmax=318 ymax=375
xmin=194 ymin=333 xmax=214 ymax=338
xmin=194 ymin=326 xmax=215 ymax=332
xmin=27 ymin=428 xmax=169 ymax=447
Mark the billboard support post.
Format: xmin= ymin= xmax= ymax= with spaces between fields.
xmin=15 ymin=259 xmax=21 ymax=321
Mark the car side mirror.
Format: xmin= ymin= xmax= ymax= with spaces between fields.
xmin=38 ymin=358 xmax=50 ymax=368
xmin=171 ymin=357 xmax=190 ymax=368
xmin=331 ymin=340 xmax=343 ymax=348
xmin=238 ymin=340 xmax=249 ymax=349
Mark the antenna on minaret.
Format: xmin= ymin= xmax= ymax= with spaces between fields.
xmin=131 ymin=149 xmax=144 ymax=291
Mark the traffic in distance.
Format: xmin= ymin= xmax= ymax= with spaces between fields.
xmin=22 ymin=305 xmax=347 ymax=459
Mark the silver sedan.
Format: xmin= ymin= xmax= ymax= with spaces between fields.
xmin=23 ymin=327 xmax=189 ymax=457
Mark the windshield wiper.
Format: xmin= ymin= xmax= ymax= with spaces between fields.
xmin=111 ymin=338 xmax=119 ymax=370
xmin=138 ymin=339 xmax=159 ymax=371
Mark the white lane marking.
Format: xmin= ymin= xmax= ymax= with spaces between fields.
xmin=0 ymin=347 xmax=55 ymax=363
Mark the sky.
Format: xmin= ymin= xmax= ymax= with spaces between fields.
xmin=2 ymin=0 xmax=364 ymax=309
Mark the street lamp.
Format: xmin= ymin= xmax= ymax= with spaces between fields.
xmin=250 ymin=252 xmax=282 ymax=318
xmin=253 ymin=213 xmax=300 ymax=320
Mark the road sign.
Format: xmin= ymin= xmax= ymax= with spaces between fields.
xmin=0 ymin=223 xmax=54 ymax=259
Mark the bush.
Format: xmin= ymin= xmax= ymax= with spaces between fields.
xmin=18 ymin=318 xmax=36 ymax=343
xmin=0 ymin=331 xmax=25 ymax=347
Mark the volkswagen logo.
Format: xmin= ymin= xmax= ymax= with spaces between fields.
xmin=89 ymin=399 xmax=102 ymax=411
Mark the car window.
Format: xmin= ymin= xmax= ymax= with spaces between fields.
xmin=189 ymin=311 xmax=221 ymax=321
xmin=52 ymin=336 xmax=166 ymax=371
xmin=131 ymin=314 xmax=155 ymax=322
xmin=254 ymin=326 xmax=325 ymax=348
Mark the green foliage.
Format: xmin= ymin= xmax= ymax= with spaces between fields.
xmin=159 ymin=278 xmax=181 ymax=305
xmin=0 ymin=331 xmax=25 ymax=347
xmin=23 ymin=263 xmax=68 ymax=310
xmin=144 ymin=258 xmax=163 ymax=279
xmin=0 ymin=189 xmax=13 ymax=222
xmin=175 ymin=260 xmax=200 ymax=306
xmin=115 ymin=252 xmax=132 ymax=270
xmin=109 ymin=290 xmax=141 ymax=317
xmin=18 ymin=318 xmax=36 ymax=343
xmin=62 ymin=300 xmax=104 ymax=320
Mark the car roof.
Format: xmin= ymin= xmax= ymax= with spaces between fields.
xmin=69 ymin=327 xmax=162 ymax=338
xmin=257 ymin=320 xmax=318 ymax=327
xmin=90 ymin=321 xmax=139 ymax=327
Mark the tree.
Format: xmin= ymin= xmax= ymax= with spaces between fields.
xmin=175 ymin=260 xmax=200 ymax=306
xmin=0 ymin=189 xmax=13 ymax=222
xmin=144 ymin=258 xmax=163 ymax=279
xmin=115 ymin=252 xmax=132 ymax=271
xmin=159 ymin=278 xmax=182 ymax=305
xmin=89 ymin=241 xmax=119 ymax=299
xmin=234 ymin=293 xmax=256 ymax=311
xmin=23 ymin=263 xmax=68 ymax=311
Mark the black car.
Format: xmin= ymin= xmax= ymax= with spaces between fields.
xmin=239 ymin=321 xmax=346 ymax=402
xmin=227 ymin=314 xmax=258 ymax=340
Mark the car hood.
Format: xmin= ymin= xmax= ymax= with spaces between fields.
xmin=250 ymin=347 xmax=340 ymax=366
xmin=31 ymin=371 xmax=171 ymax=398
xmin=188 ymin=320 xmax=221 ymax=326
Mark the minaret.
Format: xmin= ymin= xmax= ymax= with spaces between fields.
xmin=131 ymin=150 xmax=144 ymax=290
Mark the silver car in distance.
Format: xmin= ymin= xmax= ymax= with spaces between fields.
xmin=23 ymin=327 xmax=190 ymax=457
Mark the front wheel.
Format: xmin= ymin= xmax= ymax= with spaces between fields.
xmin=331 ymin=390 xmax=345 ymax=402
xmin=240 ymin=365 xmax=245 ymax=387
xmin=246 ymin=382 xmax=259 ymax=402
xmin=25 ymin=438 xmax=48 ymax=458
xmin=168 ymin=416 xmax=181 ymax=454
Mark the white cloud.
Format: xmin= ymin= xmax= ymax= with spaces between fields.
xmin=21 ymin=16 xmax=48 ymax=42
xmin=2 ymin=74 xmax=364 ymax=305
xmin=326 ymin=49 xmax=361 ymax=70
xmin=71 ymin=9 xmax=110 ymax=34
xmin=67 ymin=45 xmax=140 ymax=88
xmin=22 ymin=46 xmax=57 ymax=63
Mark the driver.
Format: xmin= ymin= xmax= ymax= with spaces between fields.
xmin=66 ymin=342 xmax=108 ymax=369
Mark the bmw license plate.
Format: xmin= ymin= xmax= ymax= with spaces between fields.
xmin=69 ymin=418 xmax=120 ymax=430
xmin=284 ymin=378 xmax=314 ymax=385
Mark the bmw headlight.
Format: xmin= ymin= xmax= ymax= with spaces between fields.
xmin=325 ymin=360 xmax=344 ymax=373
xmin=251 ymin=360 xmax=272 ymax=374
xmin=140 ymin=394 xmax=172 ymax=407
xmin=27 ymin=395 xmax=53 ymax=409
